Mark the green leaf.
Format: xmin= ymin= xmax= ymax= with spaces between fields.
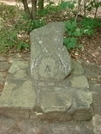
xmin=17 ymin=42 xmax=29 ymax=50
xmin=65 ymin=21 xmax=77 ymax=35
xmin=59 ymin=1 xmax=75 ymax=10
xmin=73 ymin=28 xmax=83 ymax=36
xmin=83 ymin=28 xmax=94 ymax=35
xmin=64 ymin=37 xmax=77 ymax=49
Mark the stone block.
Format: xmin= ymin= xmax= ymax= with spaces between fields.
xmin=0 ymin=61 xmax=36 ymax=116
xmin=34 ymin=112 xmax=72 ymax=122
xmin=72 ymin=60 xmax=84 ymax=75
xmin=0 ymin=108 xmax=30 ymax=119
xmin=93 ymin=114 xmax=101 ymax=134
xmin=70 ymin=75 xmax=89 ymax=88
xmin=30 ymin=22 xmax=72 ymax=81
xmin=35 ymin=86 xmax=92 ymax=121
xmin=0 ymin=60 xmax=93 ymax=121
xmin=38 ymin=87 xmax=72 ymax=113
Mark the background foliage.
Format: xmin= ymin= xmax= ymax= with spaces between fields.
xmin=0 ymin=0 xmax=101 ymax=52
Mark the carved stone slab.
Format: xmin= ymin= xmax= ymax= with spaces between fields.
xmin=35 ymin=53 xmax=61 ymax=79
xmin=30 ymin=22 xmax=72 ymax=81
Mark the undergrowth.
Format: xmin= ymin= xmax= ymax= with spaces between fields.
xmin=0 ymin=1 xmax=101 ymax=53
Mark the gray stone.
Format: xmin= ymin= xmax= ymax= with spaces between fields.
xmin=0 ymin=59 xmax=93 ymax=121
xmin=0 ymin=116 xmax=15 ymax=134
xmin=8 ymin=61 xmax=28 ymax=74
xmin=0 ymin=115 xmax=94 ymax=134
xmin=72 ymin=90 xmax=93 ymax=121
xmin=21 ymin=52 xmax=30 ymax=61
xmin=72 ymin=60 xmax=84 ymax=75
xmin=35 ymin=86 xmax=92 ymax=121
xmin=38 ymin=87 xmax=72 ymax=113
xmin=30 ymin=22 xmax=72 ymax=81
xmin=0 ymin=108 xmax=30 ymax=119
xmin=8 ymin=53 xmax=23 ymax=63
xmin=0 ymin=62 xmax=11 ymax=72
xmin=70 ymin=75 xmax=89 ymax=88
xmin=0 ymin=80 xmax=35 ymax=108
xmin=0 ymin=61 xmax=36 ymax=110
xmin=92 ymin=114 xmax=101 ymax=134
xmin=8 ymin=60 xmax=29 ymax=79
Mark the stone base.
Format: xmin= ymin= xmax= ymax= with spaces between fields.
xmin=34 ymin=87 xmax=92 ymax=121
xmin=0 ymin=60 xmax=93 ymax=121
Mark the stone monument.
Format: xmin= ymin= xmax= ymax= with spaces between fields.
xmin=30 ymin=22 xmax=92 ymax=121
xmin=0 ymin=22 xmax=93 ymax=121
xmin=30 ymin=22 xmax=71 ymax=87
xmin=30 ymin=22 xmax=71 ymax=80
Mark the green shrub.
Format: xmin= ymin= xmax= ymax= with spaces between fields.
xmin=64 ymin=17 xmax=101 ymax=50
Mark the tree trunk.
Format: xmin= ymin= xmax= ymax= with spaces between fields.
xmin=75 ymin=0 xmax=82 ymax=22
xmin=38 ymin=0 xmax=44 ymax=10
xmin=84 ymin=0 xmax=87 ymax=17
xmin=22 ymin=0 xmax=31 ymax=19
xmin=31 ymin=0 xmax=37 ymax=20
xmin=94 ymin=7 xmax=98 ymax=18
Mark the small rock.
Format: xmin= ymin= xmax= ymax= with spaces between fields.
xmin=8 ymin=56 xmax=22 ymax=63
xmin=72 ymin=60 xmax=84 ymax=75
xmin=70 ymin=75 xmax=89 ymax=88
xmin=8 ymin=61 xmax=28 ymax=73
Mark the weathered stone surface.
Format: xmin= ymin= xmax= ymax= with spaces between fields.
xmin=21 ymin=52 xmax=30 ymax=61
xmin=38 ymin=87 xmax=72 ymax=113
xmin=72 ymin=60 xmax=84 ymax=75
xmin=0 ymin=80 xmax=35 ymax=108
xmin=72 ymin=90 xmax=93 ymax=121
xmin=0 ymin=62 xmax=11 ymax=71
xmin=8 ymin=53 xmax=23 ymax=63
xmin=8 ymin=61 xmax=28 ymax=74
xmin=30 ymin=22 xmax=72 ymax=81
xmin=0 ymin=61 xmax=36 ymax=109
xmin=36 ymin=86 xmax=92 ymax=121
xmin=92 ymin=114 xmax=101 ymax=134
xmin=0 ymin=108 xmax=30 ymax=119
xmin=1 ymin=56 xmax=101 ymax=133
xmin=0 ymin=116 xmax=15 ymax=134
xmin=0 ymin=59 xmax=92 ymax=121
xmin=0 ymin=115 xmax=94 ymax=134
xmin=73 ymin=109 xmax=93 ymax=121
xmin=76 ymin=90 xmax=92 ymax=109
xmin=70 ymin=75 xmax=89 ymax=88
xmin=34 ymin=111 xmax=72 ymax=121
